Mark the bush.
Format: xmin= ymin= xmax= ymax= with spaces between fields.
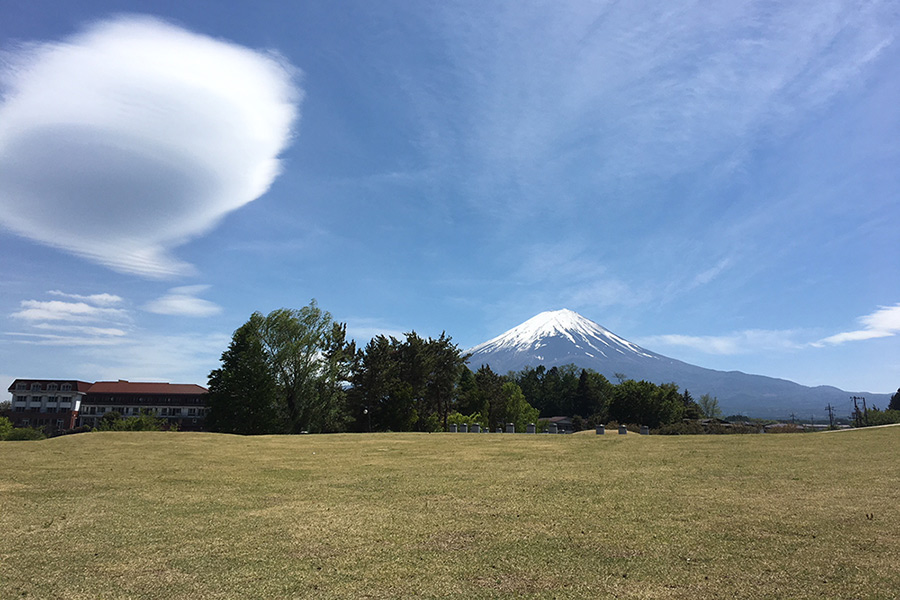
xmin=4 ymin=427 xmax=47 ymax=441
xmin=0 ymin=416 xmax=12 ymax=440
xmin=447 ymin=411 xmax=488 ymax=430
xmin=50 ymin=425 xmax=93 ymax=438
xmin=655 ymin=421 xmax=705 ymax=435
xmin=866 ymin=409 xmax=900 ymax=426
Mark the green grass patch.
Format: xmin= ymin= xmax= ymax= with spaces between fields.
xmin=1 ymin=429 xmax=898 ymax=599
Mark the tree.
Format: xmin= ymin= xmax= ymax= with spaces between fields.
xmin=207 ymin=317 xmax=284 ymax=434
xmin=348 ymin=331 xmax=467 ymax=432
xmin=501 ymin=381 xmax=539 ymax=432
xmin=890 ymin=388 xmax=900 ymax=411
xmin=0 ymin=416 xmax=12 ymax=440
xmin=681 ymin=389 xmax=703 ymax=420
xmin=474 ymin=365 xmax=505 ymax=430
xmin=698 ymin=393 xmax=722 ymax=419
xmin=573 ymin=369 xmax=613 ymax=421
xmin=608 ymin=379 xmax=684 ymax=428
xmin=207 ymin=301 xmax=354 ymax=434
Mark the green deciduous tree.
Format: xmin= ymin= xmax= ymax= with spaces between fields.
xmin=208 ymin=301 xmax=355 ymax=434
xmin=501 ymin=381 xmax=539 ymax=432
xmin=698 ymin=393 xmax=723 ymax=419
xmin=608 ymin=380 xmax=684 ymax=428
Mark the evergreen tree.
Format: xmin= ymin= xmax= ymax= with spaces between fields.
xmin=681 ymin=389 xmax=703 ymax=420
xmin=207 ymin=319 xmax=284 ymax=434
xmin=573 ymin=369 xmax=613 ymax=420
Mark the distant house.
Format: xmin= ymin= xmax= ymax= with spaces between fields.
xmin=6 ymin=379 xmax=208 ymax=433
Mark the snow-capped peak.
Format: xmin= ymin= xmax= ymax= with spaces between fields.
xmin=468 ymin=309 xmax=653 ymax=359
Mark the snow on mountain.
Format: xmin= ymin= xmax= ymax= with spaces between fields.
xmin=468 ymin=309 xmax=654 ymax=360
xmin=467 ymin=309 xmax=890 ymax=418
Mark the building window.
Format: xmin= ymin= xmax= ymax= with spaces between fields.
xmin=31 ymin=383 xmax=41 ymax=391
xmin=188 ymin=408 xmax=196 ymax=416
xmin=47 ymin=383 xmax=58 ymax=391
xmin=171 ymin=408 xmax=182 ymax=416
xmin=16 ymin=382 xmax=26 ymax=391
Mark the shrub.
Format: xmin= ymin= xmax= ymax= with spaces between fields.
xmin=0 ymin=416 xmax=12 ymax=440
xmin=447 ymin=411 xmax=488 ymax=430
xmin=655 ymin=421 xmax=705 ymax=435
xmin=50 ymin=425 xmax=93 ymax=438
xmin=4 ymin=427 xmax=47 ymax=441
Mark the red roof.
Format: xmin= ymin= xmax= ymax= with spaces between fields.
xmin=88 ymin=381 xmax=208 ymax=395
xmin=7 ymin=379 xmax=93 ymax=393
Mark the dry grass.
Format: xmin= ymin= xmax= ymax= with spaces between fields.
xmin=1 ymin=428 xmax=898 ymax=599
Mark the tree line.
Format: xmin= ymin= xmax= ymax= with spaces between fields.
xmin=206 ymin=302 xmax=728 ymax=435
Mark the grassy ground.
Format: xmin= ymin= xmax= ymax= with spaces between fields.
xmin=1 ymin=428 xmax=898 ymax=599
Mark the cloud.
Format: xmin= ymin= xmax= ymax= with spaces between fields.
xmin=637 ymin=330 xmax=804 ymax=355
xmin=405 ymin=1 xmax=895 ymax=215
xmin=144 ymin=285 xmax=223 ymax=317
xmin=691 ymin=258 xmax=733 ymax=288
xmin=47 ymin=290 xmax=123 ymax=306
xmin=0 ymin=15 xmax=300 ymax=278
xmin=346 ymin=318 xmax=407 ymax=343
xmin=78 ymin=332 xmax=231 ymax=383
xmin=815 ymin=303 xmax=900 ymax=346
xmin=7 ymin=291 xmax=132 ymax=348
xmin=11 ymin=299 xmax=129 ymax=323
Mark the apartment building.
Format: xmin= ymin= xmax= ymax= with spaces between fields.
xmin=6 ymin=379 xmax=208 ymax=433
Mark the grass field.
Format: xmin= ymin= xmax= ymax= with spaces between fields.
xmin=1 ymin=428 xmax=898 ymax=599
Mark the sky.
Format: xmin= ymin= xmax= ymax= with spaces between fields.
xmin=1 ymin=0 xmax=898 ymax=401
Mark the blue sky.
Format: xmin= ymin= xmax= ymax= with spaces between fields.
xmin=1 ymin=0 xmax=898 ymax=401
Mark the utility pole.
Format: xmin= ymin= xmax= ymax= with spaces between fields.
xmin=790 ymin=413 xmax=796 ymax=425
xmin=826 ymin=404 xmax=835 ymax=429
xmin=851 ymin=396 xmax=865 ymax=428
xmin=861 ymin=397 xmax=869 ymax=426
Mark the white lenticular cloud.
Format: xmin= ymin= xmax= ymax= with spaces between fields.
xmin=144 ymin=285 xmax=222 ymax=317
xmin=0 ymin=15 xmax=300 ymax=278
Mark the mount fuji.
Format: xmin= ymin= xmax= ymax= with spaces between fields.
xmin=467 ymin=309 xmax=888 ymax=418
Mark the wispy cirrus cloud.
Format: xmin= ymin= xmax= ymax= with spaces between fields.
xmin=0 ymin=15 xmax=299 ymax=278
xmin=393 ymin=0 xmax=896 ymax=223
xmin=143 ymin=285 xmax=222 ymax=317
xmin=814 ymin=303 xmax=900 ymax=346
xmin=636 ymin=329 xmax=806 ymax=356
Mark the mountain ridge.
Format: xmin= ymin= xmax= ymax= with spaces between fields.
xmin=466 ymin=309 xmax=889 ymax=419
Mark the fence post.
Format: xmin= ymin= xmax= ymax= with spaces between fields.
xmin=527 ymin=423 xmax=536 ymax=434
xmin=618 ymin=425 xmax=627 ymax=435
xmin=596 ymin=425 xmax=605 ymax=435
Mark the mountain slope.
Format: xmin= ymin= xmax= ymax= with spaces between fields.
xmin=467 ymin=310 xmax=888 ymax=418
